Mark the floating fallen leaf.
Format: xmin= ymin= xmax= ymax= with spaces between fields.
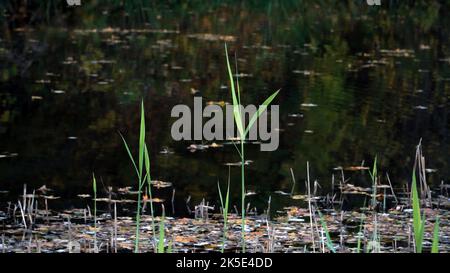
xmin=151 ymin=180 xmax=172 ymax=189
xmin=344 ymin=166 xmax=369 ymax=171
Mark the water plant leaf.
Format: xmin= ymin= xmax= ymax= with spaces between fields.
xmin=138 ymin=100 xmax=146 ymax=180
xmin=356 ymin=214 xmax=365 ymax=253
xmin=411 ymin=170 xmax=424 ymax=253
xmin=369 ymin=156 xmax=377 ymax=208
xmin=158 ymin=212 xmax=165 ymax=253
xmin=225 ymin=44 xmax=244 ymax=137
xmin=317 ymin=210 xmax=336 ymax=253
xmin=431 ymin=216 xmax=440 ymax=253
xmin=244 ymin=89 xmax=280 ymax=137
xmin=144 ymin=143 xmax=157 ymax=249
xmin=119 ymin=132 xmax=139 ymax=178
xmin=92 ymin=173 xmax=97 ymax=195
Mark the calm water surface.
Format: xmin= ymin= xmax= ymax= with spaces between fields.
xmin=0 ymin=2 xmax=449 ymax=214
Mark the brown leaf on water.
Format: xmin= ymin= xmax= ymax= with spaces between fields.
xmin=174 ymin=236 xmax=198 ymax=243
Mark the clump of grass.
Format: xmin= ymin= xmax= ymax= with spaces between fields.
xmin=218 ymin=175 xmax=230 ymax=253
xmin=411 ymin=157 xmax=440 ymax=253
xmin=411 ymin=170 xmax=425 ymax=253
xmin=367 ymin=157 xmax=381 ymax=253
xmin=120 ymin=100 xmax=155 ymax=253
xmin=225 ymin=44 xmax=280 ymax=252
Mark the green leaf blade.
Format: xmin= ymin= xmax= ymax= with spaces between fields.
xmin=244 ymin=89 xmax=280 ymax=137
xmin=138 ymin=100 xmax=146 ymax=179
xmin=432 ymin=217 xmax=440 ymax=253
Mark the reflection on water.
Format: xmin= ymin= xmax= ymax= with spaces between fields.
xmin=0 ymin=1 xmax=449 ymax=214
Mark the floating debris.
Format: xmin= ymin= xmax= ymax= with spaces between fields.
xmin=274 ymin=190 xmax=291 ymax=196
xmin=43 ymin=195 xmax=60 ymax=200
xmin=340 ymin=184 xmax=371 ymax=194
xmin=224 ymin=160 xmax=253 ymax=167
xmin=159 ymin=147 xmax=174 ymax=155
xmin=291 ymin=195 xmax=307 ymax=200
xmin=380 ymin=48 xmax=415 ymax=58
xmin=35 ymin=79 xmax=51 ymax=84
xmin=151 ymin=180 xmax=172 ymax=189
xmin=37 ymin=185 xmax=53 ymax=194
xmin=245 ymin=190 xmax=257 ymax=197
xmin=208 ymin=142 xmax=223 ymax=148
xmin=190 ymin=88 xmax=200 ymax=95
xmin=414 ymin=105 xmax=428 ymax=110
xmin=187 ymin=144 xmax=209 ymax=152
xmin=288 ymin=113 xmax=303 ymax=118
xmin=344 ymin=166 xmax=369 ymax=171
xmin=293 ymin=70 xmax=320 ymax=76
xmin=0 ymin=152 xmax=18 ymax=159
xmin=31 ymin=95 xmax=43 ymax=100
xmin=301 ymin=103 xmax=318 ymax=108
xmin=187 ymin=33 xmax=236 ymax=42
xmin=206 ymin=101 xmax=229 ymax=107
xmin=77 ymin=194 xmax=91 ymax=198
xmin=62 ymin=57 xmax=77 ymax=65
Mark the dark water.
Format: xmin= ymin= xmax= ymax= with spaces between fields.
xmin=0 ymin=1 xmax=449 ymax=214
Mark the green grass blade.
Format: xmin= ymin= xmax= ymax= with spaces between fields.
xmin=244 ymin=89 xmax=280 ymax=137
xmin=225 ymin=179 xmax=230 ymax=222
xmin=144 ymin=144 xmax=156 ymax=248
xmin=368 ymin=156 xmax=377 ymax=182
xmin=138 ymin=100 xmax=146 ymax=179
xmin=167 ymin=240 xmax=173 ymax=253
xmin=218 ymin=179 xmax=231 ymax=253
xmin=317 ymin=210 xmax=336 ymax=253
xmin=92 ymin=173 xmax=97 ymax=224
xmin=225 ymin=44 xmax=244 ymax=137
xmin=369 ymin=156 xmax=377 ymax=208
xmin=119 ymin=132 xmax=140 ymax=179
xmin=158 ymin=211 xmax=165 ymax=253
xmin=92 ymin=173 xmax=97 ymax=196
xmin=411 ymin=171 xmax=424 ymax=253
xmin=218 ymin=181 xmax=224 ymax=210
xmin=431 ymin=216 xmax=440 ymax=253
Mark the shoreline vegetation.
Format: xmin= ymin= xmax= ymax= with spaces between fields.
xmin=0 ymin=48 xmax=448 ymax=254
xmin=0 ymin=150 xmax=448 ymax=253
